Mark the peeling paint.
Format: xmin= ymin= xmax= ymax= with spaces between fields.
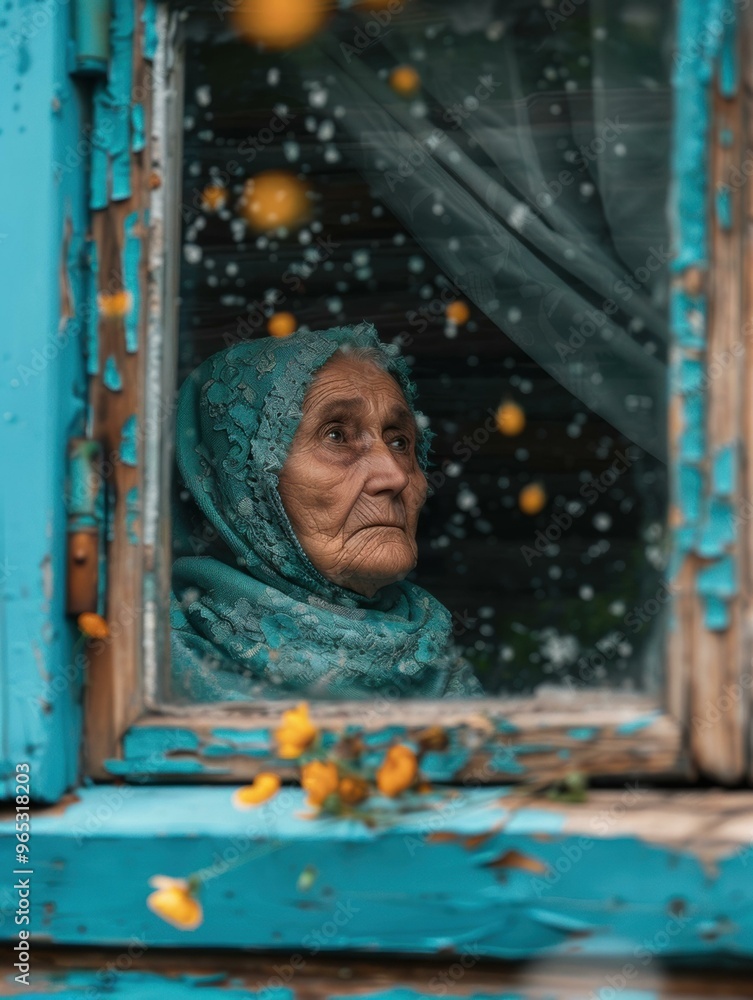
xmin=131 ymin=103 xmax=145 ymax=152
xmin=1 ymin=0 xmax=90 ymax=800
xmin=3 ymin=786 xmax=753 ymax=958
xmin=696 ymin=556 xmax=736 ymax=630
xmin=670 ymin=0 xmax=740 ymax=630
xmin=105 ymin=708 xmax=678 ymax=781
xmin=40 ymin=553 xmax=53 ymax=605
xmin=615 ymin=710 xmax=663 ymax=735
xmin=141 ymin=0 xmax=158 ymax=60
xmin=85 ymin=238 xmax=100 ymax=375
xmin=90 ymin=0 xmax=135 ymax=208
xmin=715 ymin=185 xmax=732 ymax=229
xmin=123 ymin=211 xmax=141 ymax=352
xmin=566 ymin=727 xmax=598 ymax=741
xmin=126 ymin=486 xmax=141 ymax=544
xmin=719 ymin=14 xmax=738 ymax=97
xmin=120 ymin=414 xmax=138 ymax=466
xmin=103 ymin=354 xmax=123 ymax=391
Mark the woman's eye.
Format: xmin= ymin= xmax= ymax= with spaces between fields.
xmin=325 ymin=428 xmax=346 ymax=443
xmin=389 ymin=435 xmax=410 ymax=452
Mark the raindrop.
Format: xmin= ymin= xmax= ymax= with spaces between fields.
xmin=457 ymin=488 xmax=478 ymax=510
xmin=317 ymin=120 xmax=335 ymax=141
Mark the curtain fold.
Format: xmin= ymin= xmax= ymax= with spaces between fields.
xmin=290 ymin=0 xmax=671 ymax=461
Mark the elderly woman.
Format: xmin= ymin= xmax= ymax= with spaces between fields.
xmin=170 ymin=322 xmax=483 ymax=700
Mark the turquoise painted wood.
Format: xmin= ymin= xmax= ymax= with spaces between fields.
xmin=0 ymin=0 xmax=89 ymax=801
xmin=1 ymin=786 xmax=752 ymax=959
xmin=3 ymin=977 xmax=293 ymax=1000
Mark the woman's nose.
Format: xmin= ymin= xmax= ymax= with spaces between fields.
xmin=362 ymin=439 xmax=410 ymax=495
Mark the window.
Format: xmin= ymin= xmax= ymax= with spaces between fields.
xmin=83 ymin=0 xmax=749 ymax=786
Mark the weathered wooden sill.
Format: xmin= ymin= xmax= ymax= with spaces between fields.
xmin=107 ymin=690 xmax=686 ymax=784
xmin=4 ymin=950 xmax=753 ymax=998
xmin=2 ymin=786 xmax=753 ymax=961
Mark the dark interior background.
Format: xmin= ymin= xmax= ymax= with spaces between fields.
xmin=171 ymin=0 xmax=671 ymax=695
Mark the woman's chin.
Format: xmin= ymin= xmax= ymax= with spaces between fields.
xmin=342 ymin=556 xmax=418 ymax=595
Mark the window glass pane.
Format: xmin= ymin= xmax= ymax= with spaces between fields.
xmin=167 ymin=0 xmax=672 ymax=702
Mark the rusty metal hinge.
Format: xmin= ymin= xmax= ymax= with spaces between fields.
xmin=65 ymin=437 xmax=106 ymax=616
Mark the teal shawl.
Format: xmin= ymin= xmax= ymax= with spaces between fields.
xmin=170 ymin=323 xmax=483 ymax=701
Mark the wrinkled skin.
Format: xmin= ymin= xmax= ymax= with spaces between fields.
xmin=277 ymin=354 xmax=428 ymax=597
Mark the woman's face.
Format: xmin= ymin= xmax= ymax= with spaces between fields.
xmin=277 ymin=353 xmax=428 ymax=597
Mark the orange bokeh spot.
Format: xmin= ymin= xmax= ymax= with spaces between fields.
xmin=389 ymin=64 xmax=421 ymax=97
xmin=268 ymin=312 xmax=297 ymax=337
xmin=519 ymin=482 xmax=547 ymax=516
xmin=200 ymin=185 xmax=227 ymax=212
xmin=445 ymin=300 xmax=470 ymax=325
xmin=97 ymin=290 xmax=132 ymax=319
xmin=495 ymin=401 xmax=526 ymax=437
xmin=231 ymin=0 xmax=332 ymax=50
xmin=239 ymin=170 xmax=312 ymax=233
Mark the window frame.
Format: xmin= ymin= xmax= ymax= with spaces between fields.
xmin=82 ymin=0 xmax=749 ymax=788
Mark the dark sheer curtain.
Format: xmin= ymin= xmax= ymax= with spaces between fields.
xmin=171 ymin=0 xmax=672 ymax=696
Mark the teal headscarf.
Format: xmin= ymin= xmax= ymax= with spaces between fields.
xmin=170 ymin=322 xmax=483 ymax=701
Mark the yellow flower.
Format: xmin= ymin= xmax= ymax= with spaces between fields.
xmin=338 ymin=776 xmax=369 ymax=806
xmin=376 ymin=745 xmax=418 ymax=797
xmin=146 ymin=876 xmax=203 ymax=931
xmin=77 ymin=612 xmax=110 ymax=640
xmin=301 ymin=760 xmax=339 ymax=807
xmin=275 ymin=702 xmax=318 ymax=759
xmin=232 ymin=773 xmax=281 ymax=809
